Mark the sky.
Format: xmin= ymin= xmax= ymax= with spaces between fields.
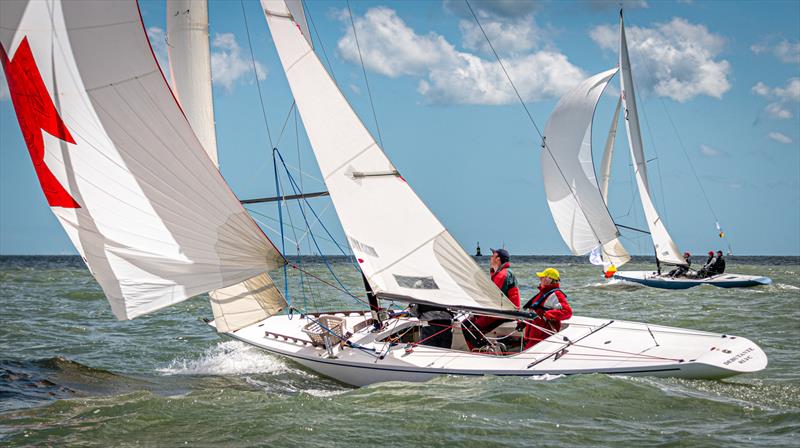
xmin=1 ymin=0 xmax=798 ymax=257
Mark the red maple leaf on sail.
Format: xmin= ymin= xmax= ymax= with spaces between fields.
xmin=1 ymin=37 xmax=80 ymax=208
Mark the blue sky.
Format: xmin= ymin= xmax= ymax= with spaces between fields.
xmin=1 ymin=0 xmax=798 ymax=256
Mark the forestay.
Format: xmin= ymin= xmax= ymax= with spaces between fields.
xmin=166 ymin=0 xmax=286 ymax=331
xmin=541 ymin=68 xmax=629 ymax=268
xmin=0 ymin=0 xmax=284 ymax=320
xmin=619 ymin=12 xmax=685 ymax=266
xmin=260 ymin=0 xmax=513 ymax=312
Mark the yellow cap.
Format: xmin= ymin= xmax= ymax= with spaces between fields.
xmin=606 ymin=264 xmax=617 ymax=273
xmin=536 ymin=267 xmax=560 ymax=281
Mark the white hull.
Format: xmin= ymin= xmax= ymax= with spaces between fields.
xmin=211 ymin=312 xmax=767 ymax=387
xmin=615 ymin=271 xmax=772 ymax=289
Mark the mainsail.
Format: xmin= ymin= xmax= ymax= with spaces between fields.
xmin=619 ymin=11 xmax=685 ymax=265
xmin=167 ymin=0 xmax=219 ymax=164
xmin=541 ymin=68 xmax=630 ymax=267
xmin=166 ymin=0 xmax=286 ymax=332
xmin=0 ymin=0 xmax=285 ymax=320
xmin=260 ymin=0 xmax=512 ymax=312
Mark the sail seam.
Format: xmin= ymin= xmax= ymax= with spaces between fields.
xmin=66 ymin=20 xmax=140 ymax=31
xmin=285 ymin=48 xmax=312 ymax=74
xmin=323 ymin=142 xmax=377 ymax=181
xmin=85 ymin=70 xmax=160 ymax=92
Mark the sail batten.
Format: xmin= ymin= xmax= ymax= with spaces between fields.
xmin=0 ymin=0 xmax=284 ymax=320
xmin=261 ymin=0 xmax=512 ymax=312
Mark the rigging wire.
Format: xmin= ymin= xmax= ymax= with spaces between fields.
xmin=346 ymin=0 xmax=385 ymax=149
xmin=302 ymin=0 xmax=340 ymax=88
xmin=240 ymin=0 xmax=274 ymax=148
xmin=463 ymin=0 xmax=608 ymax=249
xmin=633 ymin=81 xmax=671 ymax=225
xmin=628 ymin=27 xmax=730 ymax=250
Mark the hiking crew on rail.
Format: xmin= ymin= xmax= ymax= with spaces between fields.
xmin=462 ymin=248 xmax=520 ymax=350
xmin=520 ymin=268 xmax=572 ymax=350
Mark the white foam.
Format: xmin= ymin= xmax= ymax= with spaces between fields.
xmin=777 ymin=283 xmax=799 ymax=290
xmin=158 ymin=341 xmax=291 ymax=376
xmin=528 ymin=373 xmax=566 ymax=381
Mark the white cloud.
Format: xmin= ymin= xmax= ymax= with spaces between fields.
xmin=765 ymin=103 xmax=793 ymax=119
xmin=751 ymin=39 xmax=800 ymax=64
xmin=459 ymin=15 xmax=542 ymax=56
xmin=752 ymin=78 xmax=800 ymax=120
xmin=147 ymin=26 xmax=170 ymax=83
xmin=699 ymin=144 xmax=723 ymax=157
xmin=211 ymin=33 xmax=267 ymax=93
xmin=337 ymin=7 xmax=454 ymax=78
xmin=767 ymin=132 xmax=793 ymax=144
xmin=443 ymin=0 xmax=539 ymax=18
xmin=589 ymin=0 xmax=649 ymax=10
xmin=337 ymin=7 xmax=585 ymax=105
xmin=591 ymin=18 xmax=731 ymax=102
xmin=420 ymin=51 xmax=585 ymax=105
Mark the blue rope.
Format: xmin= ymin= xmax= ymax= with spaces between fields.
xmin=272 ymin=149 xmax=292 ymax=315
xmin=273 ymin=149 xmax=364 ymax=305
xmin=273 ymin=150 xmax=356 ymax=265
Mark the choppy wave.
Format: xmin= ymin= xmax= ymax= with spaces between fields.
xmin=157 ymin=341 xmax=295 ymax=376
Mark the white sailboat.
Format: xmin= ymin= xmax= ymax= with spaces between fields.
xmin=541 ymin=10 xmax=772 ymax=290
xmin=1 ymin=0 xmax=767 ymax=386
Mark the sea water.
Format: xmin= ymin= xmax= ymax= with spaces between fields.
xmin=1 ymin=255 xmax=798 ymax=447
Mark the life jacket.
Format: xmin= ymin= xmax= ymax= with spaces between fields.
xmin=523 ymin=287 xmax=567 ymax=311
xmin=491 ymin=262 xmax=521 ymax=309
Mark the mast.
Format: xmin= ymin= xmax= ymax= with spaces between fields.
xmin=619 ymin=9 xmax=686 ymax=266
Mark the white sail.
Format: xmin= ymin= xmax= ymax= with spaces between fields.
xmin=599 ymin=96 xmax=622 ymax=204
xmin=619 ymin=12 xmax=685 ymax=265
xmin=541 ymin=68 xmax=622 ymax=257
xmin=599 ymin=96 xmax=631 ymax=267
xmin=167 ymin=0 xmax=218 ymax=165
xmin=260 ymin=0 xmax=512 ymax=312
xmin=166 ymin=1 xmax=286 ymax=330
xmin=0 ymin=0 xmax=284 ymax=320
xmin=209 ymin=272 xmax=286 ymax=333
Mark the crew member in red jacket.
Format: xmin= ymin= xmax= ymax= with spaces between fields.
xmin=462 ymin=248 xmax=520 ymax=350
xmin=521 ymin=268 xmax=572 ymax=350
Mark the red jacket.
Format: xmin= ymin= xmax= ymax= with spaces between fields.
xmin=490 ymin=262 xmax=520 ymax=309
xmin=524 ymin=283 xmax=572 ymax=321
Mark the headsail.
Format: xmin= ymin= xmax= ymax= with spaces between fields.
xmin=0 ymin=0 xmax=284 ymax=320
xmin=260 ymin=0 xmax=512 ymax=312
xmin=541 ymin=67 xmax=629 ymax=267
xmin=619 ymin=11 xmax=685 ymax=265
xmin=166 ymin=0 xmax=287 ymax=330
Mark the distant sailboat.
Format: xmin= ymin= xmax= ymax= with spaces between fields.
xmin=0 ymin=0 xmax=767 ymax=386
xmin=541 ymin=10 xmax=771 ymax=290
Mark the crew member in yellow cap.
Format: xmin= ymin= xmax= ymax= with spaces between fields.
xmin=520 ymin=267 xmax=572 ymax=350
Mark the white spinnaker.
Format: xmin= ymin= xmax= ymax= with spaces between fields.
xmin=166 ymin=0 xmax=286 ymax=330
xmin=261 ymin=0 xmax=512 ymax=312
xmin=167 ymin=0 xmax=218 ymax=165
xmin=0 ymin=0 xmax=284 ymax=320
xmin=598 ymin=96 xmax=630 ymax=267
xmin=599 ymin=96 xmax=622 ymax=204
xmin=541 ymin=68 xmax=622 ymax=257
xmin=619 ymin=12 xmax=685 ymax=265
